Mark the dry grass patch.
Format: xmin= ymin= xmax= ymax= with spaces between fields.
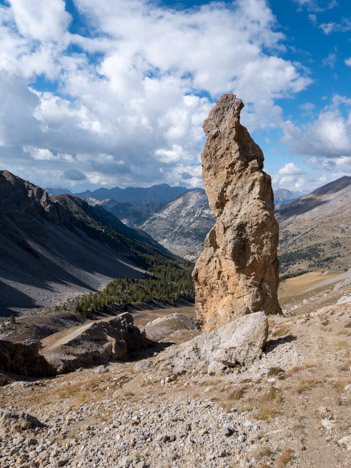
xmin=256 ymin=406 xmax=280 ymax=421
xmin=229 ymin=387 xmax=247 ymax=400
xmin=333 ymin=378 xmax=351 ymax=392
xmin=121 ymin=391 xmax=135 ymax=400
xmin=273 ymin=325 xmax=291 ymax=338
xmin=256 ymin=446 xmax=273 ymax=460
xmin=262 ymin=386 xmax=283 ymax=404
xmin=268 ymin=367 xmax=285 ymax=378
xmin=296 ymin=379 xmax=316 ymax=394
xmin=53 ymin=376 xmax=108 ymax=405
xmin=221 ymin=386 xmax=248 ymax=412
xmin=278 ymin=448 xmax=295 ymax=467
xmin=283 ymin=366 xmax=305 ymax=379
xmin=339 ymin=361 xmax=351 ymax=372
xmin=198 ymin=378 xmax=221 ymax=387
xmin=336 ymin=340 xmax=349 ymax=351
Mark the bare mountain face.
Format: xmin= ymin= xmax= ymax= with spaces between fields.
xmin=274 ymin=188 xmax=304 ymax=205
xmin=97 ymin=199 xmax=167 ymax=227
xmin=277 ymin=176 xmax=351 ymax=274
xmin=139 ymin=190 xmax=216 ymax=261
xmin=0 ymin=171 xmax=173 ymax=317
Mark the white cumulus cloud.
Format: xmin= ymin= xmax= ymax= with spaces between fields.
xmin=282 ymin=95 xmax=351 ymax=159
xmin=0 ymin=0 xmax=312 ymax=189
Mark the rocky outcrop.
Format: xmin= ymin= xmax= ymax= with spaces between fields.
xmin=40 ymin=313 xmax=147 ymax=373
xmin=0 ymin=340 xmax=55 ymax=377
xmin=0 ymin=408 xmax=46 ymax=437
xmin=155 ymin=311 xmax=268 ymax=375
xmin=193 ymin=94 xmax=281 ymax=331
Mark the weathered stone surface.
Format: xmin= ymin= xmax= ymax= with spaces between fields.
xmin=0 ymin=340 xmax=55 ymax=377
xmin=193 ymin=94 xmax=281 ymax=331
xmin=0 ymin=408 xmax=45 ymax=437
xmin=144 ymin=313 xmax=200 ymax=341
xmin=40 ymin=313 xmax=147 ymax=373
xmin=156 ymin=311 xmax=268 ymax=375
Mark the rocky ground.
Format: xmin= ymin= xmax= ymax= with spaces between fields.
xmin=1 ymin=276 xmax=351 ymax=467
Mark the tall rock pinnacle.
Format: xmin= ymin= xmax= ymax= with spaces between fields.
xmin=193 ymin=94 xmax=281 ymax=331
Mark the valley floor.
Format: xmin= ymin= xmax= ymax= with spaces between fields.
xmin=1 ymin=275 xmax=351 ymax=467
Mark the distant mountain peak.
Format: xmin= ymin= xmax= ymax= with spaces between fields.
xmin=75 ymin=183 xmax=192 ymax=205
xmin=46 ymin=187 xmax=72 ymax=196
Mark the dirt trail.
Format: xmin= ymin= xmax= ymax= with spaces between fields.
xmin=41 ymin=321 xmax=96 ymax=351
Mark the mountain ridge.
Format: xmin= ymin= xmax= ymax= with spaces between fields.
xmin=75 ymin=183 xmax=193 ymax=205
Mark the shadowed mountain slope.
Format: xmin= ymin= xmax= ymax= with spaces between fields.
xmin=0 ymin=171 xmax=174 ymax=317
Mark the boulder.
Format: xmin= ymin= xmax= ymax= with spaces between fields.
xmin=0 ymin=340 xmax=55 ymax=377
xmin=0 ymin=408 xmax=45 ymax=437
xmin=40 ymin=313 xmax=147 ymax=374
xmin=144 ymin=313 xmax=200 ymax=341
xmin=193 ymin=94 xmax=281 ymax=331
xmin=155 ymin=311 xmax=268 ymax=375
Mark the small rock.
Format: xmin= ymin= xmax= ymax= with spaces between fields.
xmin=25 ymin=438 xmax=37 ymax=446
xmin=321 ymin=419 xmax=334 ymax=431
xmin=343 ymin=384 xmax=351 ymax=393
xmin=208 ymin=361 xmax=226 ymax=375
xmin=57 ymin=458 xmax=69 ymax=466
xmin=95 ymin=365 xmax=109 ymax=374
xmin=222 ymin=424 xmax=235 ymax=437
xmin=134 ymin=360 xmax=153 ymax=372
xmin=337 ymin=295 xmax=351 ymax=305
xmin=338 ymin=435 xmax=351 ymax=451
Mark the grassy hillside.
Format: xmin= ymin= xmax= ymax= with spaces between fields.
xmin=277 ymin=177 xmax=351 ymax=275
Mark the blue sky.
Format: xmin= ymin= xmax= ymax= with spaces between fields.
xmin=0 ymin=0 xmax=351 ymax=192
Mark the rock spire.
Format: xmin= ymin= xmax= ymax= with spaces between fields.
xmin=193 ymin=94 xmax=281 ymax=331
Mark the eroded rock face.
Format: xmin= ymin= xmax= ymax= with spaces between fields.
xmin=40 ymin=313 xmax=147 ymax=374
xmin=0 ymin=408 xmax=46 ymax=437
xmin=155 ymin=311 xmax=268 ymax=375
xmin=0 ymin=340 xmax=55 ymax=378
xmin=193 ymin=94 xmax=281 ymax=331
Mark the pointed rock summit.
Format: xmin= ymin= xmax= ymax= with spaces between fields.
xmin=193 ymin=94 xmax=281 ymax=331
